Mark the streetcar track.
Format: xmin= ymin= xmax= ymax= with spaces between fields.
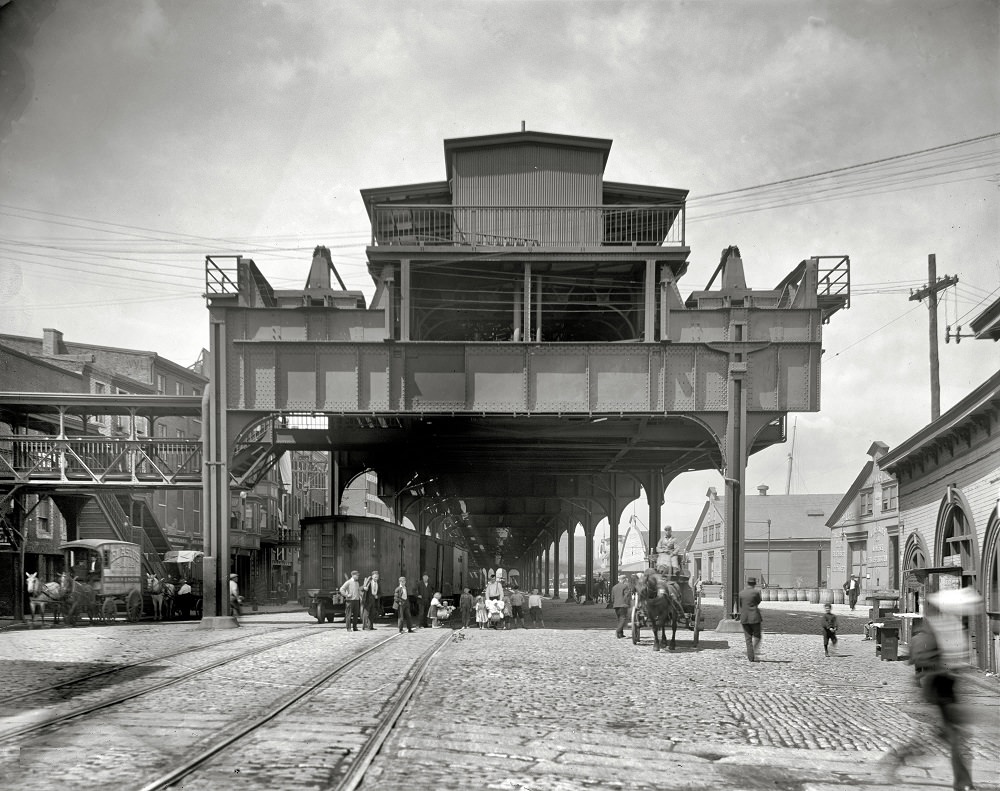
xmin=0 ymin=623 xmax=315 ymax=707
xmin=0 ymin=626 xmax=327 ymax=742
xmin=138 ymin=630 xmax=451 ymax=791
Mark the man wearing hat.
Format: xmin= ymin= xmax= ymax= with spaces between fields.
xmin=738 ymin=577 xmax=763 ymax=662
xmin=610 ymin=574 xmax=633 ymax=639
xmin=339 ymin=570 xmax=361 ymax=631
xmin=176 ymin=577 xmax=193 ymax=619
xmin=843 ymin=574 xmax=861 ymax=611
xmin=228 ymin=573 xmax=242 ymax=617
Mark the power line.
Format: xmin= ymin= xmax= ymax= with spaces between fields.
xmin=690 ymin=131 xmax=1000 ymax=202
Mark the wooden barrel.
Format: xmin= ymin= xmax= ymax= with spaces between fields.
xmin=833 ymin=588 xmax=845 ymax=605
xmin=819 ymin=589 xmax=834 ymax=605
xmin=776 ymin=589 xmax=788 ymax=601
xmin=807 ymin=588 xmax=820 ymax=604
xmin=760 ymin=587 xmax=772 ymax=601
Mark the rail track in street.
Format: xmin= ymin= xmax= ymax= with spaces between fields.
xmin=0 ymin=624 xmax=452 ymax=791
xmin=0 ymin=625 xmax=324 ymax=743
xmin=139 ymin=630 xmax=452 ymax=791
xmin=0 ymin=624 xmax=313 ymax=708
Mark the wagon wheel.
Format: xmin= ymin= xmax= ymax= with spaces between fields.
xmin=692 ymin=597 xmax=702 ymax=647
xmin=194 ymin=597 xmax=203 ymax=620
xmin=316 ymin=601 xmax=327 ymax=624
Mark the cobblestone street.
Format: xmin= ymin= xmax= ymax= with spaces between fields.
xmin=1 ymin=597 xmax=997 ymax=790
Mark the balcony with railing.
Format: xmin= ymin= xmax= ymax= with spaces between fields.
xmin=370 ymin=204 xmax=685 ymax=249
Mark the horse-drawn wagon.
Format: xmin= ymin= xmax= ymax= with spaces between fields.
xmin=630 ymin=566 xmax=702 ymax=651
xmin=163 ymin=550 xmax=204 ymax=619
xmin=60 ymin=539 xmax=143 ymax=624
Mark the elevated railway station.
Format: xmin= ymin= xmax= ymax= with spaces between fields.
xmin=200 ymin=129 xmax=851 ymax=621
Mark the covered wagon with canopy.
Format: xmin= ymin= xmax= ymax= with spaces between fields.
xmin=163 ymin=549 xmax=204 ymax=619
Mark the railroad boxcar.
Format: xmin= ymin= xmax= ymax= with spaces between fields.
xmin=300 ymin=514 xmax=471 ymax=623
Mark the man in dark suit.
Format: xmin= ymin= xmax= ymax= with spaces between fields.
xmin=610 ymin=574 xmax=632 ymax=638
xmin=417 ymin=573 xmax=432 ymax=628
xmin=738 ymin=577 xmax=763 ymax=662
xmin=843 ymin=574 xmax=861 ymax=610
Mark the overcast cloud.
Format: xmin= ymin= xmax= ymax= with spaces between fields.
xmin=1 ymin=0 xmax=997 ymax=535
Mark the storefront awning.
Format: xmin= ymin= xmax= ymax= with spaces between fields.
xmin=164 ymin=550 xmax=204 ymax=564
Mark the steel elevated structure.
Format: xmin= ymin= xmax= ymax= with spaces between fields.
xmin=199 ymin=129 xmax=850 ymax=621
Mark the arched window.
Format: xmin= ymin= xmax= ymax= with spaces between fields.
xmin=902 ymin=533 xmax=928 ymax=613
xmin=982 ymin=509 xmax=999 ymax=674
xmin=937 ymin=495 xmax=978 ymax=578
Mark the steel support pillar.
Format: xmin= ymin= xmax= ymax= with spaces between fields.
xmin=566 ymin=520 xmax=576 ymax=602
xmin=201 ymin=322 xmax=238 ymax=630
xmin=544 ymin=544 xmax=550 ymax=597
xmin=646 ymin=469 xmax=663 ymax=564
xmin=550 ymin=524 xmax=561 ymax=599
xmin=581 ymin=521 xmax=596 ymax=604
xmin=719 ymin=348 xmax=749 ymax=631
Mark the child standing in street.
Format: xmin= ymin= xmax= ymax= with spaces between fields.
xmin=528 ymin=588 xmax=544 ymax=628
xmin=459 ymin=587 xmax=474 ymax=629
xmin=821 ymin=603 xmax=839 ymax=656
xmin=429 ymin=592 xmax=442 ymax=628
xmin=474 ymin=594 xmax=488 ymax=629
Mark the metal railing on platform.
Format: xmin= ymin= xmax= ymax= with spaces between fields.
xmin=370 ymin=204 xmax=685 ymax=248
xmin=0 ymin=436 xmax=202 ymax=485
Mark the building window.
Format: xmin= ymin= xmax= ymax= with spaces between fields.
xmin=156 ymin=374 xmax=166 ymax=394
xmin=176 ymin=382 xmax=184 ymax=396
xmin=881 ymin=483 xmax=897 ymax=512
xmin=860 ymin=490 xmax=873 ymax=516
xmin=94 ymin=382 xmax=106 ymax=394
xmin=156 ymin=424 xmax=167 ymax=438
xmin=192 ymin=388 xmax=201 ymax=398
xmin=35 ymin=497 xmax=52 ymax=539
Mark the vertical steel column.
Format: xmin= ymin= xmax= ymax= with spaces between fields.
xmin=544 ymin=544 xmax=550 ymax=597
xmin=566 ymin=521 xmax=576 ymax=601
xmin=550 ymin=524 xmax=561 ymax=599
xmin=723 ymin=325 xmax=748 ymax=621
xmin=400 ymin=259 xmax=410 ymax=342
xmin=582 ymin=522 xmax=596 ymax=604
xmin=201 ymin=315 xmax=236 ymax=628
xmin=644 ymin=260 xmax=656 ymax=342
xmin=523 ymin=263 xmax=532 ymax=343
xmin=608 ymin=495 xmax=620 ymax=585
xmin=646 ymin=469 xmax=662 ymax=561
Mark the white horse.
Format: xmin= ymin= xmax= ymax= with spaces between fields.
xmin=147 ymin=574 xmax=175 ymax=620
xmin=26 ymin=572 xmax=62 ymax=624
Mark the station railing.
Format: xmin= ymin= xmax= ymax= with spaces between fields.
xmin=369 ymin=204 xmax=686 ymax=248
xmin=0 ymin=436 xmax=203 ymax=486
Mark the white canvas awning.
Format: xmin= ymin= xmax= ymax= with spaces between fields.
xmin=164 ymin=550 xmax=204 ymax=564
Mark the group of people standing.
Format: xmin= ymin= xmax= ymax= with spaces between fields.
xmin=337 ymin=569 xmax=383 ymax=631
xmin=335 ymin=569 xmax=547 ymax=633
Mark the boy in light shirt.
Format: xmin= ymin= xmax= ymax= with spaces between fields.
xmin=527 ymin=588 xmax=544 ymax=628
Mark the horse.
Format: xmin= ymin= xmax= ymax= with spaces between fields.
xmin=59 ymin=571 xmax=98 ymax=626
xmin=26 ymin=572 xmax=62 ymax=624
xmin=636 ymin=569 xmax=685 ymax=652
xmin=147 ymin=574 xmax=175 ymax=620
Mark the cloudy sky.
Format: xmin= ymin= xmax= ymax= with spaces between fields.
xmin=1 ymin=0 xmax=997 ymax=537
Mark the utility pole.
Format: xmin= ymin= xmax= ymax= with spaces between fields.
xmin=909 ymin=254 xmax=958 ymax=420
